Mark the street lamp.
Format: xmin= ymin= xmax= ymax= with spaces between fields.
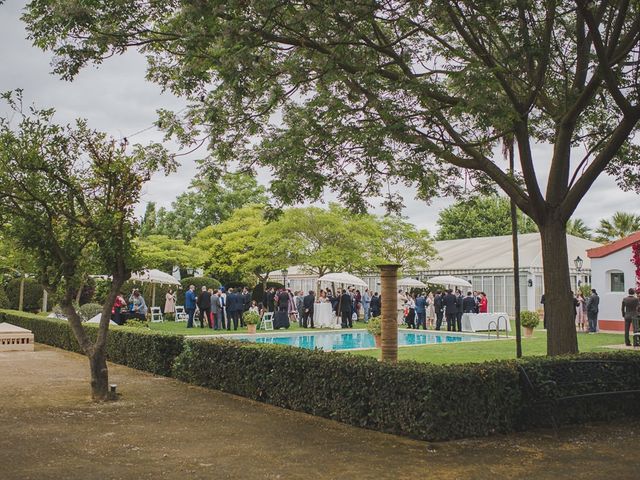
xmin=281 ymin=268 xmax=289 ymax=288
xmin=574 ymin=256 xmax=583 ymax=272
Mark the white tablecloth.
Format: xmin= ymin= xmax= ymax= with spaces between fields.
xmin=461 ymin=313 xmax=511 ymax=332
xmin=314 ymin=302 xmax=340 ymax=328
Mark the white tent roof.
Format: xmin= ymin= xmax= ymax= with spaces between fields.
xmin=317 ymin=272 xmax=368 ymax=287
xmin=130 ymin=269 xmax=180 ymax=285
xmin=429 ymin=233 xmax=600 ymax=271
xmin=398 ymin=277 xmax=428 ymax=288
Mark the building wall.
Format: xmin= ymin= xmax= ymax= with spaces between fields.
xmin=591 ymin=246 xmax=635 ymax=331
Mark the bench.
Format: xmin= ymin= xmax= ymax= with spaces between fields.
xmin=518 ymin=359 xmax=640 ymax=428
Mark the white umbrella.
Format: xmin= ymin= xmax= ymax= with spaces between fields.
xmin=87 ymin=313 xmax=118 ymax=326
xmin=398 ymin=277 xmax=428 ymax=288
xmin=317 ymin=272 xmax=368 ymax=287
xmin=130 ymin=269 xmax=180 ymax=307
xmin=426 ymin=275 xmax=472 ymax=288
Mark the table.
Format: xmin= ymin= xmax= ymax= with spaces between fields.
xmin=314 ymin=302 xmax=340 ymax=328
xmin=461 ymin=313 xmax=511 ymax=332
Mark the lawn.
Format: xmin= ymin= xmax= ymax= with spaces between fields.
xmin=149 ymin=318 xmax=631 ymax=364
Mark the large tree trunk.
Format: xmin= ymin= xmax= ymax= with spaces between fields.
xmin=89 ymin=348 xmax=109 ymax=401
xmin=539 ymin=220 xmax=578 ymax=355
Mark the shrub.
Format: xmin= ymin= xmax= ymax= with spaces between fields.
xmin=243 ymin=311 xmax=261 ymax=325
xmin=252 ymin=281 xmax=284 ymax=303
xmin=6 ymin=277 xmax=43 ymax=312
xmin=0 ymin=310 xmax=184 ymax=376
xmin=78 ymin=303 xmax=104 ymax=321
xmin=0 ymin=287 xmax=8 ymax=309
xmin=178 ymin=277 xmax=220 ymax=304
xmin=520 ymin=311 xmax=540 ymax=329
xmin=366 ymin=316 xmax=382 ymax=335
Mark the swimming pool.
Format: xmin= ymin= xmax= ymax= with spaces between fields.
xmin=208 ymin=329 xmax=490 ymax=351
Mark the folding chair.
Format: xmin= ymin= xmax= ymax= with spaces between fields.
xmin=150 ymin=306 xmax=164 ymax=323
xmin=175 ymin=306 xmax=188 ymax=322
xmin=260 ymin=312 xmax=274 ymax=331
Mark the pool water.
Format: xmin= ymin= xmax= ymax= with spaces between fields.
xmin=215 ymin=329 xmax=489 ymax=351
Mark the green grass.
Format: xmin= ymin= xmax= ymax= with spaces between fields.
xmin=149 ymin=319 xmax=630 ymax=364
xmin=349 ymin=329 xmax=627 ymax=364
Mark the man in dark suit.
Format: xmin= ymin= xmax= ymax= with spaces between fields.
xmin=622 ymin=288 xmax=639 ymax=346
xmin=339 ymin=289 xmax=353 ymax=328
xmin=462 ymin=291 xmax=476 ymax=313
xmin=434 ymin=291 xmax=444 ymax=330
xmin=415 ymin=293 xmax=427 ymax=330
xmin=586 ymin=289 xmax=600 ymax=333
xmin=443 ymin=289 xmax=458 ymax=332
xmin=265 ymin=287 xmax=276 ymax=313
xmin=227 ymin=288 xmax=241 ymax=331
xmin=302 ymin=290 xmax=315 ymax=328
xmin=455 ymin=290 xmax=464 ymax=332
xmin=370 ymin=292 xmax=381 ymax=318
xmin=196 ymin=286 xmax=211 ymax=329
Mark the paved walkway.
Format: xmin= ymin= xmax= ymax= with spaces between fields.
xmin=1 ymin=345 xmax=639 ymax=479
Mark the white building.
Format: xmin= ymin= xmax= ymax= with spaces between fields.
xmin=586 ymin=231 xmax=640 ymax=332
xmin=272 ymin=233 xmax=600 ymax=316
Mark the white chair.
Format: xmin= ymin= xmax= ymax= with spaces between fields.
xmin=175 ymin=306 xmax=188 ymax=322
xmin=260 ymin=312 xmax=274 ymax=331
xmin=150 ymin=306 xmax=164 ymax=323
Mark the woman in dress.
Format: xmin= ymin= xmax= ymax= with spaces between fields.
xmin=575 ymin=292 xmax=587 ymax=331
xmin=479 ymin=292 xmax=488 ymax=313
xmin=318 ymin=289 xmax=329 ymax=303
xmin=164 ymin=288 xmax=176 ymax=318
xmin=426 ymin=292 xmax=436 ymax=329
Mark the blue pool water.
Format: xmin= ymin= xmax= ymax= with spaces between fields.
xmin=215 ymin=329 xmax=489 ymax=351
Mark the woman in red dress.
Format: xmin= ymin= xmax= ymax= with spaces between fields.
xmin=479 ymin=292 xmax=488 ymax=313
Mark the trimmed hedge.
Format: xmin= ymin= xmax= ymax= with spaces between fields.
xmin=172 ymin=340 xmax=522 ymax=440
xmin=6 ymin=278 xmax=43 ymax=312
xmin=0 ymin=310 xmax=184 ymax=376
xmin=2 ymin=309 xmax=640 ymax=441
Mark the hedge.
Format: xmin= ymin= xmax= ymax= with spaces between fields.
xmin=0 ymin=310 xmax=184 ymax=376
xmin=2 ymin=309 xmax=640 ymax=441
xmin=5 ymin=278 xmax=43 ymax=312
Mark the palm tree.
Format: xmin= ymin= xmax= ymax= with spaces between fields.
xmin=595 ymin=212 xmax=640 ymax=243
xmin=566 ymin=218 xmax=591 ymax=240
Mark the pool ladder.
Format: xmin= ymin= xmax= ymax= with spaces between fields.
xmin=487 ymin=315 xmax=509 ymax=339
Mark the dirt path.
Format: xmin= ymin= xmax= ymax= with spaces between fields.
xmin=0 ymin=345 xmax=638 ymax=480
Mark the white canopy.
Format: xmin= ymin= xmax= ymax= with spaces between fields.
xmin=426 ymin=275 xmax=472 ymax=288
xmin=130 ymin=269 xmax=180 ymax=286
xmin=317 ymin=272 xmax=368 ymax=287
xmin=398 ymin=277 xmax=428 ymax=288
xmin=87 ymin=313 xmax=118 ymax=326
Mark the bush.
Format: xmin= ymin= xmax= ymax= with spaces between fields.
xmin=178 ymin=277 xmax=220 ymax=304
xmin=78 ymin=303 xmax=104 ymax=321
xmin=520 ymin=311 xmax=540 ymax=329
xmin=0 ymin=310 xmax=184 ymax=376
xmin=252 ymin=281 xmax=284 ymax=303
xmin=366 ymin=316 xmax=382 ymax=335
xmin=0 ymin=287 xmax=8 ymax=309
xmin=6 ymin=277 xmax=43 ymax=312
xmin=243 ymin=311 xmax=261 ymax=325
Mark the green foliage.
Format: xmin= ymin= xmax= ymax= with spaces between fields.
xmin=0 ymin=310 xmax=184 ymax=376
xmin=77 ymin=303 xmax=103 ymax=321
xmin=178 ymin=276 xmax=220 ymax=304
xmin=0 ymin=287 xmax=9 ymax=309
xmin=520 ymin=311 xmax=540 ymax=329
xmin=366 ymin=316 xmax=382 ymax=336
xmin=251 ymin=281 xmax=284 ymax=304
xmin=373 ymin=216 xmax=437 ymax=273
xmin=566 ymin=218 xmax=592 ymax=240
xmin=594 ymin=212 xmax=640 ymax=243
xmin=579 ymin=284 xmax=592 ymax=299
xmin=152 ymin=172 xmax=268 ymax=240
xmin=135 ymin=235 xmax=203 ymax=272
xmin=436 ymin=196 xmax=538 ymax=240
xmin=6 ymin=277 xmax=43 ymax=312
xmin=243 ymin=311 xmax=261 ymax=325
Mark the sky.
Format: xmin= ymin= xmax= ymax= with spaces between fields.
xmin=0 ymin=0 xmax=637 ymax=235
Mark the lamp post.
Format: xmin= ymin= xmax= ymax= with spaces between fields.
xmin=281 ymin=268 xmax=289 ymax=289
xmin=574 ymin=256 xmax=583 ymax=288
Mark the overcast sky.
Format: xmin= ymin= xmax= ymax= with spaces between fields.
xmin=1 ymin=0 xmax=637 ymax=235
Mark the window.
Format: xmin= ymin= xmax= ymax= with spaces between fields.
xmin=610 ymin=272 xmax=625 ymax=292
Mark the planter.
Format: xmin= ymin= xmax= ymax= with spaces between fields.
xmin=524 ymin=326 xmax=534 ymax=338
xmin=374 ymin=334 xmax=381 ymax=347
xmin=247 ymin=324 xmax=257 ymax=334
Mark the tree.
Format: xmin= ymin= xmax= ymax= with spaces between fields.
xmin=139 ymin=202 xmax=158 ymax=237
xmin=594 ymin=212 xmax=640 ymax=243
xmin=190 ymin=204 xmax=298 ymax=286
xmin=23 ymin=1 xmax=640 ymax=356
xmin=566 ymin=218 xmax=592 ymax=240
xmin=153 ymin=171 xmax=268 ymax=240
xmin=436 ymin=196 xmax=538 ymax=240
xmin=134 ymin=234 xmax=203 ymax=272
xmin=0 ymin=91 xmax=173 ymax=400
xmin=374 ymin=216 xmax=437 ymax=274
xmin=274 ymin=204 xmax=381 ymax=278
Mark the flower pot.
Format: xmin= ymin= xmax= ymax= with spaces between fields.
xmin=374 ymin=334 xmax=381 ymax=347
xmin=247 ymin=324 xmax=257 ymax=334
xmin=524 ymin=326 xmax=534 ymax=338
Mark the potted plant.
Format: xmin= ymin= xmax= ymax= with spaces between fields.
xmin=243 ymin=311 xmax=261 ymax=334
xmin=367 ymin=316 xmax=382 ymax=347
xmin=521 ymin=311 xmax=540 ymax=338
